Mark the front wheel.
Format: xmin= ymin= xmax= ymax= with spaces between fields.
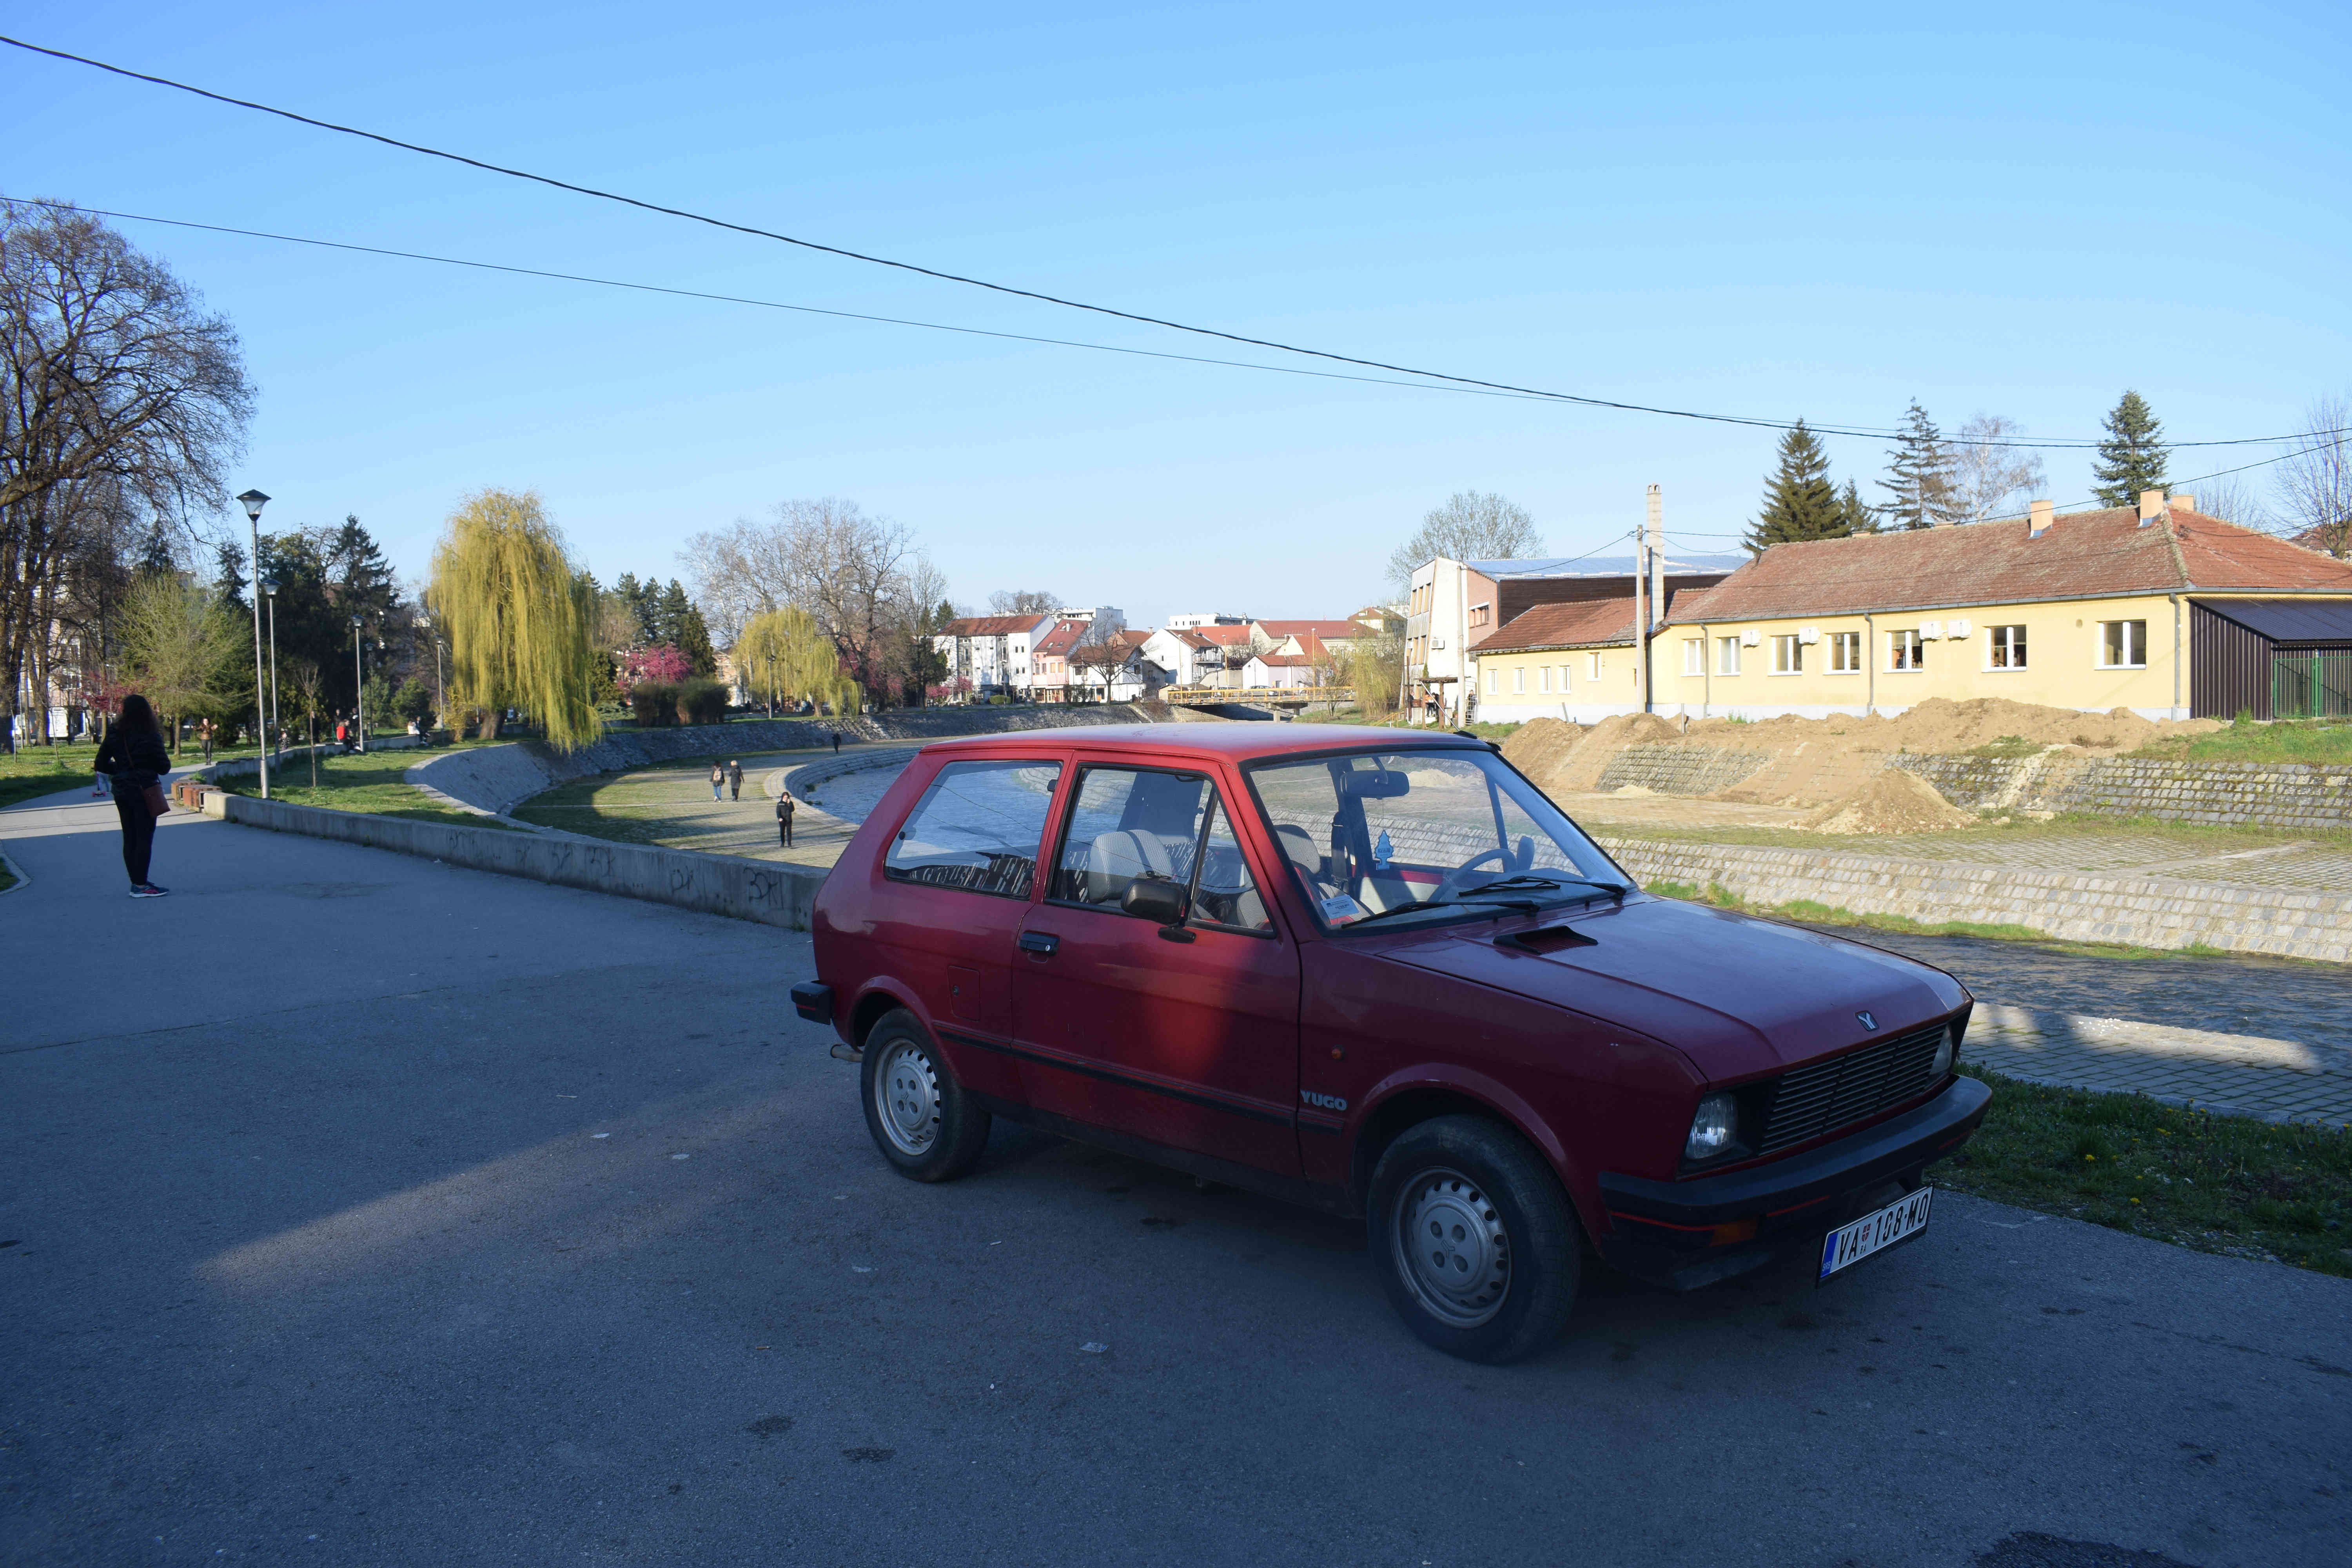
xmin=858 ymin=1009 xmax=991 ymax=1182
xmin=1367 ymin=1116 xmax=1581 ymax=1363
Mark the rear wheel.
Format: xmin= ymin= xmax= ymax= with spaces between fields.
xmin=1367 ymin=1116 xmax=1581 ymax=1363
xmin=858 ymin=1009 xmax=991 ymax=1182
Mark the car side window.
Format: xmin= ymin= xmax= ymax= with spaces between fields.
xmin=1049 ymin=766 xmax=1272 ymax=933
xmin=883 ymin=759 xmax=1062 ymax=898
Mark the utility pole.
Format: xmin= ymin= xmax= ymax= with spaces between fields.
xmin=1642 ymin=484 xmax=1664 ymax=714
xmin=1630 ymin=525 xmax=1647 ymax=716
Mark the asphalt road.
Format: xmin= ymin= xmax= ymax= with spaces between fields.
xmin=2 ymin=798 xmax=2347 ymax=1567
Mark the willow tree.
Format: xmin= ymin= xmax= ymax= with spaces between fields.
xmin=425 ymin=489 xmax=601 ymax=747
xmin=736 ymin=606 xmax=860 ymax=716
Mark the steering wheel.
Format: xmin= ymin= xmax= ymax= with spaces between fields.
xmin=1430 ymin=846 xmax=1513 ymax=902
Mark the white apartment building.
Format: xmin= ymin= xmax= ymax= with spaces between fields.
xmin=930 ymin=613 xmax=1055 ymax=698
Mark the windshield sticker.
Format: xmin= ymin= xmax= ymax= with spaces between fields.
xmin=1320 ymin=894 xmax=1365 ymax=923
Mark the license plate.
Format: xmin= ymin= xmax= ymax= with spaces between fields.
xmin=1818 ymin=1187 xmax=1933 ymax=1280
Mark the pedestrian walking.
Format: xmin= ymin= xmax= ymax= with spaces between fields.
xmin=93 ymin=694 xmax=172 ymax=898
xmin=830 ymin=729 xmax=840 ymax=754
xmin=776 ymin=790 xmax=795 ymax=848
xmin=709 ymin=762 xmax=725 ymax=801
xmin=200 ymin=719 xmax=214 ymax=763
xmin=727 ymin=759 xmax=744 ymax=801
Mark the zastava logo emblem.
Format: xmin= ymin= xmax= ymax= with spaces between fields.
xmin=1300 ymin=1090 xmax=1348 ymax=1112
xmin=1856 ymin=1011 xmax=1878 ymax=1031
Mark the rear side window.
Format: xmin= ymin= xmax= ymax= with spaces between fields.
xmin=884 ymin=759 xmax=1062 ymax=898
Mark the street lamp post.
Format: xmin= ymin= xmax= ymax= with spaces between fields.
xmin=236 ymin=490 xmax=270 ymax=797
xmin=418 ymin=615 xmax=444 ymax=729
xmin=260 ymin=578 xmax=281 ymax=759
xmin=351 ymin=614 xmax=366 ymax=754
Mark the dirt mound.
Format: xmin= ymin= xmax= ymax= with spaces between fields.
xmin=1541 ymin=712 xmax=1685 ymax=793
xmin=1801 ymin=768 xmax=1977 ymax=835
xmin=1498 ymin=718 xmax=1585 ymax=783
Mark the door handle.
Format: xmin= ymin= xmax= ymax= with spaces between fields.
xmin=1018 ymin=931 xmax=1060 ymax=956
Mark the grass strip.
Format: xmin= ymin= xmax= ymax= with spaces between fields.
xmin=217 ymin=752 xmax=517 ymax=831
xmin=1644 ymin=879 xmax=2251 ymax=962
xmin=1940 ymin=1065 xmax=2352 ymax=1278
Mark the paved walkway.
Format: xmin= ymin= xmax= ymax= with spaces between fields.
xmin=3 ymin=793 xmax=2348 ymax=1566
xmin=505 ymin=744 xmax=875 ymax=873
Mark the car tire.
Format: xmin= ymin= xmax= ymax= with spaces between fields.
xmin=1367 ymin=1115 xmax=1581 ymax=1363
xmin=859 ymin=1009 xmax=991 ymax=1183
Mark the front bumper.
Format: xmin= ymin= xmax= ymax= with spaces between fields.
xmin=1593 ymin=1074 xmax=1991 ymax=1290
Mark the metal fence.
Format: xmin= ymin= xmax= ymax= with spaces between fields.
xmin=2271 ymin=652 xmax=2352 ymax=720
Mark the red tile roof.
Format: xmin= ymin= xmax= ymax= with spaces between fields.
xmin=1191 ymin=624 xmax=1258 ymax=646
xmin=940 ymin=614 xmax=1053 ymax=637
xmin=1666 ymin=507 xmax=2352 ymax=624
xmin=1255 ymin=619 xmax=1365 ymax=642
xmin=1475 ymin=597 xmax=1637 ymax=652
xmin=1030 ymin=619 xmax=1085 ymax=657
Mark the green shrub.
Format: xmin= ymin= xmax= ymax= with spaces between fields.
xmin=629 ymin=681 xmax=681 ymax=726
xmin=676 ymin=679 xmax=729 ymax=726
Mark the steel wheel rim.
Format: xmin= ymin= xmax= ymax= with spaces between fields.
xmin=1391 ymin=1165 xmax=1511 ymax=1328
xmin=874 ymin=1040 xmax=942 ymax=1156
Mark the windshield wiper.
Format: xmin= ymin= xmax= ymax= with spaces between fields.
xmin=1343 ymin=895 xmax=1543 ymax=931
xmin=1459 ymin=873 xmax=1633 ymax=901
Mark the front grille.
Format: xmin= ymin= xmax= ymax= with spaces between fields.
xmin=1755 ymin=1021 xmax=1949 ymax=1156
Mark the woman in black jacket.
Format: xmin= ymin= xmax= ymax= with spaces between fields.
xmin=93 ymin=694 xmax=173 ymax=898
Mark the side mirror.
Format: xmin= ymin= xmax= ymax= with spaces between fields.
xmin=1121 ymin=877 xmax=1190 ymax=926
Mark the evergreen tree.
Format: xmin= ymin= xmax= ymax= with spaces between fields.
xmin=2091 ymin=390 xmax=2170 ymax=508
xmin=1878 ymin=400 xmax=1961 ymax=529
xmin=326 ymin=514 xmax=399 ymax=626
xmin=134 ymin=522 xmax=179 ymax=578
xmin=613 ymin=572 xmax=660 ymax=643
xmin=213 ymin=539 xmax=249 ymax=611
xmin=655 ymin=579 xmax=695 ymax=646
xmin=1745 ymin=421 xmax=1847 ymax=551
xmin=674 ymin=604 xmax=718 ymax=677
xmin=1836 ymin=479 xmax=1879 ymax=535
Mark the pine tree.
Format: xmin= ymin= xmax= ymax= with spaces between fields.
xmin=612 ymin=573 xmax=659 ymax=643
xmin=1878 ymin=400 xmax=1960 ymax=529
xmin=1837 ymin=479 xmax=1879 ymax=535
xmin=656 ymin=579 xmax=695 ymax=646
xmin=2091 ymin=390 xmax=2170 ymax=508
xmin=213 ymin=538 xmax=249 ymax=610
xmin=327 ymin=514 xmax=399 ymax=625
xmin=674 ymin=605 xmax=718 ymax=677
xmin=1745 ymin=421 xmax=1847 ymax=550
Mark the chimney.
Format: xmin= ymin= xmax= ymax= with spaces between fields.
xmin=2027 ymin=499 xmax=2053 ymax=538
xmin=2138 ymin=489 xmax=2166 ymax=527
xmin=2169 ymin=493 xmax=2195 ymax=514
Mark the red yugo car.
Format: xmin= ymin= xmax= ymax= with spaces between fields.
xmin=796 ymin=724 xmax=1989 ymax=1362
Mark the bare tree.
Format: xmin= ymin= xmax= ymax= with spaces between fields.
xmin=682 ymin=498 xmax=935 ymax=704
xmin=987 ymin=588 xmax=1060 ymax=616
xmin=2192 ymin=476 xmax=2269 ymax=530
xmin=0 ymin=200 xmax=253 ymax=742
xmin=1386 ymin=491 xmax=1540 ymax=588
xmin=2276 ymin=395 xmax=2352 ymax=559
xmin=1948 ymin=414 xmax=2048 ymax=525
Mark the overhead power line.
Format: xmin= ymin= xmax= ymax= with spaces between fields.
xmin=4 ymin=33 xmax=2337 ymax=456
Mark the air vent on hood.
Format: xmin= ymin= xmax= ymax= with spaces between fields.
xmin=1494 ymin=925 xmax=1597 ymax=955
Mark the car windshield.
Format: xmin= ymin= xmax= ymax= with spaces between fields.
xmin=1245 ymin=746 xmax=1630 ymax=931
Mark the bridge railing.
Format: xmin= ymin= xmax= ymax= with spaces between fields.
xmin=1161 ymin=686 xmax=1356 ymax=705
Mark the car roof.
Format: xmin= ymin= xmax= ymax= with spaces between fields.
xmin=919 ymin=722 xmax=1487 ymax=763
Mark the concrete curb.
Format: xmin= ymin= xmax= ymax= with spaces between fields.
xmin=0 ymin=843 xmax=27 ymax=897
xmin=216 ymin=793 xmax=829 ymax=931
xmin=781 ymin=748 xmax=924 ymax=817
xmin=1600 ymin=834 xmax=2352 ymax=963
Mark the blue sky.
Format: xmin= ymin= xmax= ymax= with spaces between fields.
xmin=4 ymin=2 xmax=2347 ymax=624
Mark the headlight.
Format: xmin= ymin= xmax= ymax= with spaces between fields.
xmin=1684 ymin=1093 xmax=1740 ymax=1161
xmin=1931 ymin=1023 xmax=1959 ymax=1078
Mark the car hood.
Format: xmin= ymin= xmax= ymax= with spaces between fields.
xmin=1377 ymin=895 xmax=1967 ymax=1081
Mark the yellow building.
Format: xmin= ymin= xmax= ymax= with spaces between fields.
xmin=1472 ymin=492 xmax=2352 ymax=723
xmin=1464 ymin=598 xmax=1644 ymax=724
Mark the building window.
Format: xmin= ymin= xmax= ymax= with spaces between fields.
xmin=1989 ymin=625 xmax=2027 ymax=669
xmin=1829 ymin=631 xmax=1861 ymax=672
xmin=1772 ymin=634 xmax=1804 ymax=675
xmin=1557 ymin=664 xmax=1571 ymax=692
xmin=1537 ymin=665 xmax=1550 ymax=694
xmin=1470 ymin=603 xmax=1491 ymax=628
xmin=2100 ymin=620 xmax=2146 ymax=668
xmin=1588 ymin=652 xmax=1603 ymax=681
xmin=1682 ymin=638 xmax=1704 ymax=677
xmin=1485 ymin=669 xmax=1497 ymax=694
xmin=1889 ymin=630 xmax=1925 ymax=671
xmin=1512 ymin=666 xmax=1525 ymax=694
xmin=1716 ymin=636 xmax=1740 ymax=676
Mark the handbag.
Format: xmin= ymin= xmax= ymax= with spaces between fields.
xmin=143 ymin=782 xmax=169 ymax=818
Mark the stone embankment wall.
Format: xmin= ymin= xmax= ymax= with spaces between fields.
xmin=213 ymin=793 xmax=828 ymax=929
xmin=1593 ymin=741 xmax=2352 ymax=832
xmin=412 ymin=705 xmax=1161 ymax=818
xmin=1599 ymin=835 xmax=2352 ymax=964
